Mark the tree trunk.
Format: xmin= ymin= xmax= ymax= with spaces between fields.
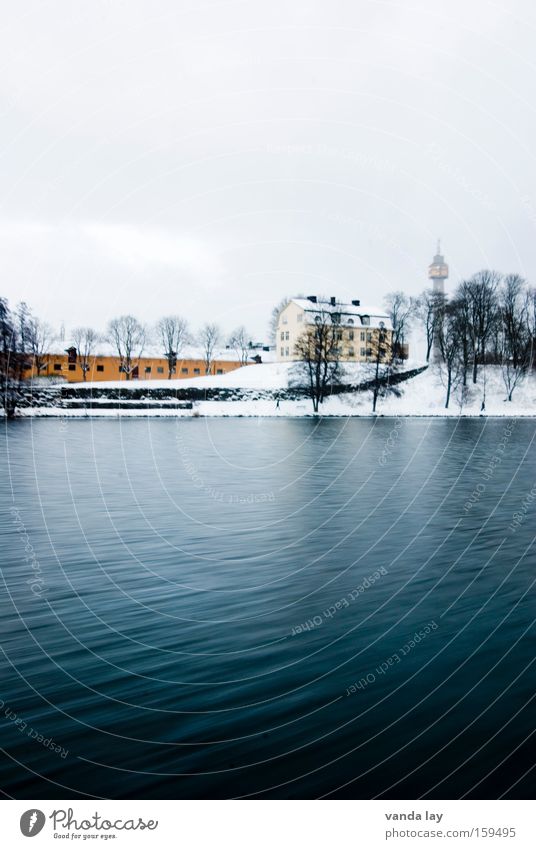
xmin=445 ymin=371 xmax=451 ymax=409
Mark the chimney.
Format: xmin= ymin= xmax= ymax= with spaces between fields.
xmin=351 ymin=299 xmax=360 ymax=307
xmin=330 ymin=296 xmax=336 ymax=306
xmin=307 ymin=295 xmax=317 ymax=303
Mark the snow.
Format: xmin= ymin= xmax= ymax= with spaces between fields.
xmin=47 ymin=341 xmax=275 ymax=362
xmin=372 ymin=364 xmax=536 ymax=417
xmin=18 ymin=364 xmax=536 ymax=417
xmin=291 ymin=298 xmax=392 ymax=328
xmin=68 ymin=362 xmax=294 ymax=390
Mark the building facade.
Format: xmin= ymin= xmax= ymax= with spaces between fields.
xmin=23 ymin=352 xmax=250 ymax=383
xmin=276 ymin=296 xmax=394 ymax=363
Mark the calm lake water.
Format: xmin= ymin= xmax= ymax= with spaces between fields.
xmin=1 ymin=417 xmax=535 ymax=799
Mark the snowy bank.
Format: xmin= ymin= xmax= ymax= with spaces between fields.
xmin=15 ymin=362 xmax=536 ymax=417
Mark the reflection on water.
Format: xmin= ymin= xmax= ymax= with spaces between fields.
xmin=0 ymin=417 xmax=534 ymax=798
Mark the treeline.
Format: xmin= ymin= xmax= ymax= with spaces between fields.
xmin=0 ymin=298 xmax=260 ymax=417
xmin=0 ymin=300 xmax=45 ymax=417
xmin=389 ymin=272 xmax=536 ymax=408
xmin=288 ymin=274 xmax=535 ymax=413
xmin=0 ymin=298 xmax=257 ymax=416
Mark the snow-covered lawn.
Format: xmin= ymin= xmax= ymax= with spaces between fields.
xmin=372 ymin=364 xmax=536 ymax=417
xmin=67 ymin=362 xmax=294 ymax=391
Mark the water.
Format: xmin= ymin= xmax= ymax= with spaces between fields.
xmin=0 ymin=417 xmax=534 ymax=799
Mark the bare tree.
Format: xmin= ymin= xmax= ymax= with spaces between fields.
xmin=436 ymin=300 xmax=464 ymax=409
xmin=198 ymin=323 xmax=221 ymax=374
xmin=72 ymin=326 xmax=98 ymax=381
xmin=447 ymin=289 xmax=471 ymax=386
xmin=107 ymin=315 xmax=146 ymax=380
xmin=27 ymin=316 xmax=55 ymax=375
xmin=228 ymin=326 xmax=251 ymax=366
xmin=269 ymin=297 xmax=290 ymax=344
xmin=367 ymin=322 xmax=393 ymax=413
xmin=0 ymin=298 xmax=28 ymax=417
xmin=498 ymin=275 xmax=533 ymax=401
xmin=416 ymin=289 xmax=444 ymax=363
xmin=16 ymin=301 xmax=32 ymax=354
xmin=268 ymin=294 xmax=307 ymax=344
xmin=292 ymin=304 xmax=343 ymax=413
xmin=384 ymin=291 xmax=416 ymax=362
xmin=457 ymin=270 xmax=501 ymax=383
xmin=157 ymin=315 xmax=189 ymax=379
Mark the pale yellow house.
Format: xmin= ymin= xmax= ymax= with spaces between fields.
xmin=276 ymin=296 xmax=394 ymax=363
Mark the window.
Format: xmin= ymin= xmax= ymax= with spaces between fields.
xmin=367 ymin=332 xmax=372 ymax=341
xmin=348 ymin=348 xmax=355 ymax=357
xmin=54 ymin=363 xmax=62 ymax=371
xmin=366 ymin=348 xmax=372 ymax=357
xmin=360 ymin=331 xmax=365 ymax=341
xmin=96 ymin=364 xmax=104 ymax=372
xmin=145 ymin=366 xmax=152 ymax=374
xmin=68 ymin=364 xmax=76 ymax=371
xmin=157 ymin=367 xmax=164 ymax=374
xmin=331 ymin=312 xmax=340 ymax=324
xmin=297 ymin=313 xmax=303 ymax=322
xmin=336 ymin=331 xmax=343 ymax=341
xmin=181 ymin=367 xmax=188 ymax=374
xmin=348 ymin=330 xmax=354 ymax=340
xmin=280 ymin=331 xmax=284 ymax=340
xmin=314 ymin=315 xmax=322 ymax=324
xmin=193 ymin=368 xmax=200 ymax=374
xmin=285 ymin=347 xmax=289 ymax=356
xmin=281 ymin=347 xmax=284 ymax=356
xmin=361 ymin=315 xmax=370 ymax=326
xmin=285 ymin=331 xmax=289 ymax=341
xmin=216 ymin=369 xmax=223 ymax=374
xmin=360 ymin=348 xmax=366 ymax=357
xmin=347 ymin=318 xmax=354 ymax=325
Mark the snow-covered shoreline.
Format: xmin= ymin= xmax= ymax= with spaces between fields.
xmin=17 ymin=409 xmax=536 ymax=418
xmin=13 ymin=362 xmax=536 ymax=418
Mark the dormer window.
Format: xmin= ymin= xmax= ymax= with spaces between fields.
xmin=331 ymin=312 xmax=341 ymax=324
xmin=361 ymin=315 xmax=370 ymax=326
xmin=314 ymin=315 xmax=322 ymax=324
xmin=347 ymin=318 xmax=354 ymax=325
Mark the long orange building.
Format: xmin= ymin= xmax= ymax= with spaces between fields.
xmin=23 ymin=350 xmax=259 ymax=383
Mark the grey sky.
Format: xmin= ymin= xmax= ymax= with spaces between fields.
xmin=1 ymin=0 xmax=536 ymax=342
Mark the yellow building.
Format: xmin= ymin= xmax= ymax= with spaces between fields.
xmin=276 ymin=296 xmax=394 ymax=363
xmin=23 ymin=351 xmax=252 ymax=383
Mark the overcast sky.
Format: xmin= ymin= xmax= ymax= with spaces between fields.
xmin=2 ymin=0 xmax=536 ymax=342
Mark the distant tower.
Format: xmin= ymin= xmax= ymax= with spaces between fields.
xmin=428 ymin=241 xmax=448 ymax=362
xmin=428 ymin=239 xmax=448 ymax=295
